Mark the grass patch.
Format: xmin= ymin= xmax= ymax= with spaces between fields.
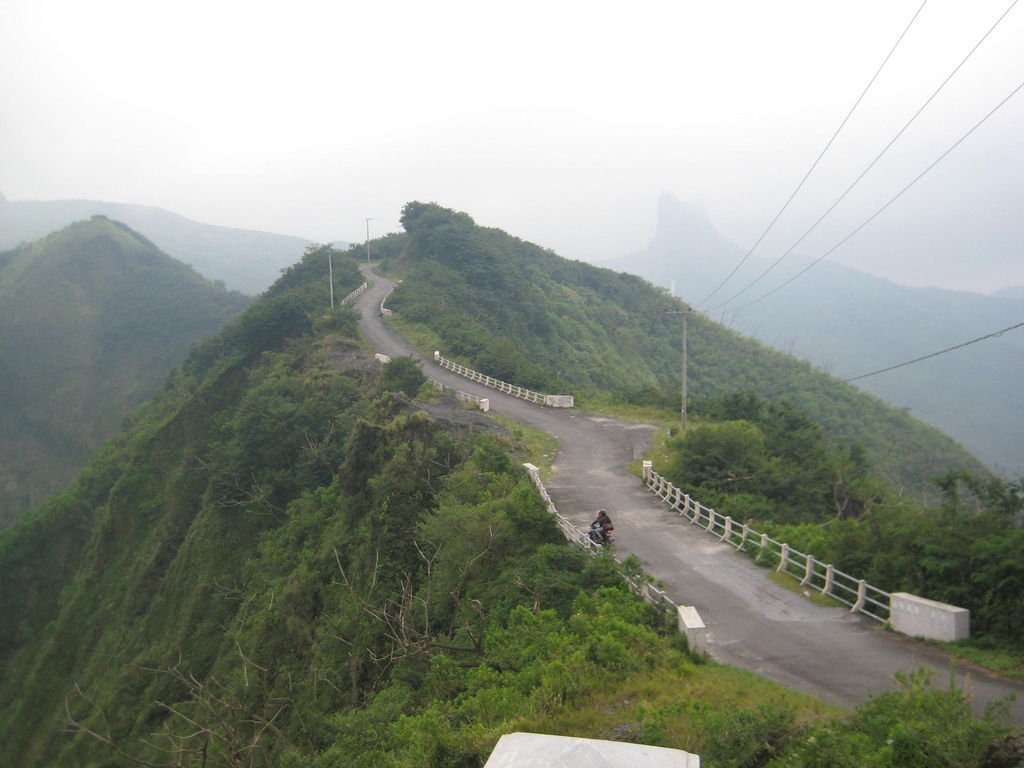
xmin=768 ymin=570 xmax=847 ymax=609
xmin=512 ymin=657 xmax=845 ymax=756
xmin=386 ymin=316 xmax=445 ymax=360
xmin=931 ymin=641 xmax=1024 ymax=682
xmin=490 ymin=414 xmax=559 ymax=479
xmin=577 ymin=399 xmax=677 ymax=431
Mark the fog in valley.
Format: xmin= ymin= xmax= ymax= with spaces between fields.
xmin=2 ymin=0 xmax=1021 ymax=296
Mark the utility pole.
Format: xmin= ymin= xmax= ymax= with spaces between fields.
xmin=665 ymin=307 xmax=693 ymax=431
xmin=328 ymin=251 xmax=335 ymax=308
xmin=365 ymin=218 xmax=374 ymax=264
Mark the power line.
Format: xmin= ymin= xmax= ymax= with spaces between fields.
xmin=696 ymin=0 xmax=931 ymax=309
xmin=708 ymin=0 xmax=1021 ymax=313
xmin=720 ymin=77 xmax=1024 ymax=314
xmin=843 ymin=321 xmax=1024 ymax=382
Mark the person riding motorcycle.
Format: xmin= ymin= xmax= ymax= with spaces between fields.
xmin=589 ymin=509 xmax=614 ymax=544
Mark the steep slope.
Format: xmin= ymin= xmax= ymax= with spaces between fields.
xmin=0 ymin=195 xmax=315 ymax=294
xmin=599 ymin=192 xmax=1024 ymax=475
xmin=0 ymin=217 xmax=252 ymax=527
xmin=0 ymin=246 xmax=605 ymax=767
xmin=384 ymin=202 xmax=987 ymax=497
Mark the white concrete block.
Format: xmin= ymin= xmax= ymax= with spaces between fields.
xmin=890 ymin=592 xmax=969 ymax=642
xmin=544 ymin=395 xmax=575 ymax=408
xmin=484 ymin=733 xmax=700 ymax=767
xmin=677 ymin=605 xmax=707 ymax=656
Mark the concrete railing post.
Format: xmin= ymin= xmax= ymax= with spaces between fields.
xmin=800 ymin=555 xmax=814 ymax=586
xmin=522 ymin=463 xmax=540 ymax=486
xmin=824 ymin=564 xmax=835 ymax=596
xmin=852 ymin=579 xmax=867 ymax=613
xmin=777 ymin=542 xmax=790 ymax=573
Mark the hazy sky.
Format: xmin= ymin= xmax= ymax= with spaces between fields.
xmin=2 ymin=0 xmax=1022 ymax=293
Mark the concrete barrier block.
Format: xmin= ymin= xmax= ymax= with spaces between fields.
xmin=890 ymin=592 xmax=969 ymax=642
xmin=544 ymin=395 xmax=574 ymax=408
xmin=677 ymin=605 xmax=707 ymax=656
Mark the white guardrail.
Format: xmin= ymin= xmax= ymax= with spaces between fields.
xmin=380 ymin=284 xmax=396 ymax=317
xmin=432 ymin=380 xmax=489 ymax=412
xmin=340 ymin=282 xmax=367 ymax=306
xmin=642 ymin=462 xmax=891 ymax=622
xmin=433 ymin=352 xmax=574 ymax=408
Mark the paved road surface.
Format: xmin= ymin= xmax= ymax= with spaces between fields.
xmin=354 ymin=265 xmax=1024 ymax=722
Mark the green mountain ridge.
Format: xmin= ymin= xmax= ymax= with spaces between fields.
xmin=0 ymin=217 xmax=252 ymax=527
xmin=0 ymin=209 xmax=1010 ymax=767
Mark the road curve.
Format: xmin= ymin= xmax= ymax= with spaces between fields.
xmin=354 ymin=265 xmax=1024 ymax=722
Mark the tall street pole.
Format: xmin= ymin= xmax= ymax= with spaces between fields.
xmin=365 ymin=218 xmax=374 ymax=264
xmin=665 ymin=308 xmax=693 ymax=431
xmin=328 ymin=252 xmax=335 ymax=308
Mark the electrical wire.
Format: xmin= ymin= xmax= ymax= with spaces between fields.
xmin=696 ymin=0 xmax=931 ymax=309
xmin=722 ymin=77 xmax=1024 ymax=314
xmin=843 ymin=321 xmax=1024 ymax=382
xmin=706 ymin=0 xmax=1020 ymax=313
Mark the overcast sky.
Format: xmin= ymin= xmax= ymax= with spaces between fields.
xmin=1 ymin=0 xmax=1021 ymax=294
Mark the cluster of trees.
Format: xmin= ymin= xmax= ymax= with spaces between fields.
xmin=659 ymin=391 xmax=1024 ymax=649
xmin=663 ymin=392 xmax=885 ymax=526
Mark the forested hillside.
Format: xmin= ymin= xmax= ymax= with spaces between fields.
xmin=0 ymin=238 xmax=1015 ymax=767
xmin=383 ymin=202 xmax=988 ymax=499
xmin=0 ymin=217 xmax=252 ymax=528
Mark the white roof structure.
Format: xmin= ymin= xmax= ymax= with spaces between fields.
xmin=484 ymin=733 xmax=700 ymax=768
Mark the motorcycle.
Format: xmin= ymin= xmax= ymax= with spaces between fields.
xmin=589 ymin=521 xmax=614 ymax=546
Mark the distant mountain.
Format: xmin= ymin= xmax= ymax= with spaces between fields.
xmin=991 ymin=286 xmax=1024 ymax=300
xmin=0 ymin=217 xmax=252 ymax=527
xmin=0 ymin=195 xmax=318 ymax=294
xmin=599 ymin=192 xmax=1024 ymax=475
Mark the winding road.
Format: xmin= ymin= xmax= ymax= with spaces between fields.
xmin=354 ymin=265 xmax=1024 ymax=722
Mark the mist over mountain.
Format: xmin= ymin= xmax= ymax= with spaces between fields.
xmin=0 ymin=217 xmax=252 ymax=528
xmin=598 ymin=193 xmax=1024 ymax=475
xmin=0 ymin=194 xmax=318 ymax=294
